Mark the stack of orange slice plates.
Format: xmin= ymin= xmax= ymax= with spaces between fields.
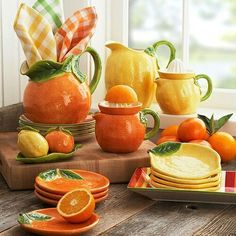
xmin=34 ymin=169 xmax=110 ymax=206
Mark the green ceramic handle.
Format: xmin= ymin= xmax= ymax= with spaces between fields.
xmin=82 ymin=47 xmax=102 ymax=94
xmin=140 ymin=109 xmax=160 ymax=140
xmin=195 ymin=74 xmax=213 ymax=102
xmin=152 ymin=40 xmax=176 ymax=69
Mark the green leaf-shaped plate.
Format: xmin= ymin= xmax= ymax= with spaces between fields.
xmin=149 ymin=142 xmax=221 ymax=180
xmin=16 ymin=144 xmax=81 ymax=164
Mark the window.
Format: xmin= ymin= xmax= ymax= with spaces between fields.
xmin=129 ymin=0 xmax=236 ymax=90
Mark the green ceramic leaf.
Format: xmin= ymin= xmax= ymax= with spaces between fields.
xmin=45 ymin=127 xmax=73 ymax=136
xmin=149 ymin=142 xmax=181 ymax=156
xmin=16 ymin=144 xmax=81 ymax=164
xmin=18 ymin=213 xmax=31 ymax=225
xmin=59 ymin=169 xmax=83 ymax=180
xmin=39 ymin=169 xmax=58 ymax=181
xmin=144 ymin=45 xmax=156 ymax=57
xmin=20 ymin=55 xmax=86 ymax=83
xmin=17 ymin=125 xmax=39 ymax=133
xmin=71 ymin=55 xmax=87 ymax=83
xmin=18 ymin=212 xmax=51 ymax=225
xmin=61 ymin=55 xmax=73 ymax=72
xmin=21 ymin=60 xmax=65 ymax=83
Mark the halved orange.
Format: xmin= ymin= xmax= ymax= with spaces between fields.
xmin=57 ymin=189 xmax=95 ymax=223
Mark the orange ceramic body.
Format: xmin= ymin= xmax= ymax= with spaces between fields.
xmin=23 ymin=73 xmax=91 ymax=124
xmin=94 ymin=112 xmax=145 ymax=153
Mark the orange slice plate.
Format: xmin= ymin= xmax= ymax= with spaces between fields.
xmin=36 ymin=169 xmax=110 ymax=195
xmin=18 ymin=208 xmax=99 ymax=236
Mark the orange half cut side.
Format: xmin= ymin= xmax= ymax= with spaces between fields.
xmin=57 ymin=189 xmax=95 ymax=223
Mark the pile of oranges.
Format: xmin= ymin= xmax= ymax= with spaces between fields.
xmin=157 ymin=117 xmax=236 ymax=162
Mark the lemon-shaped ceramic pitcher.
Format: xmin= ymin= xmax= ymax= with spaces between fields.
xmin=155 ymin=72 xmax=213 ymax=114
xmin=105 ymin=41 xmax=176 ymax=108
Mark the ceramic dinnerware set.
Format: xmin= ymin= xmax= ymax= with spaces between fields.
xmin=34 ymin=169 xmax=110 ymax=206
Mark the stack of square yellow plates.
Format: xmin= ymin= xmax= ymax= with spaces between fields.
xmin=18 ymin=114 xmax=95 ymax=141
xmin=149 ymin=142 xmax=222 ymax=191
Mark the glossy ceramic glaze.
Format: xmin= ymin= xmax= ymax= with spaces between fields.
xmin=24 ymin=73 xmax=91 ymax=124
xmin=34 ymin=190 xmax=109 ymax=206
xmin=22 ymin=47 xmax=102 ymax=124
xmin=150 ymin=168 xmax=220 ymax=185
xmin=150 ymin=174 xmax=220 ymax=189
xmin=36 ymin=169 xmax=110 ymax=194
xmin=150 ymin=179 xmax=220 ymax=191
xmin=94 ymin=104 xmax=160 ymax=153
xmin=105 ymin=41 xmax=176 ymax=108
xmin=35 ymin=183 xmax=109 ymax=200
xmin=149 ymin=143 xmax=221 ymax=180
xmin=155 ymin=72 xmax=212 ymax=114
xmin=18 ymin=208 xmax=99 ymax=236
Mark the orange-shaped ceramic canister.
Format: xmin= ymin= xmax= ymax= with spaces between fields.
xmin=21 ymin=47 xmax=101 ymax=124
xmin=94 ymin=102 xmax=160 ymax=153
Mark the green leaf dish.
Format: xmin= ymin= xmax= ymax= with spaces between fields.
xmin=16 ymin=144 xmax=81 ymax=164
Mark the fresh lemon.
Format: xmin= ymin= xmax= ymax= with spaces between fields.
xmin=17 ymin=130 xmax=49 ymax=158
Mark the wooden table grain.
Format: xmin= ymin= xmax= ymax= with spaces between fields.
xmin=1 ymin=160 xmax=236 ymax=236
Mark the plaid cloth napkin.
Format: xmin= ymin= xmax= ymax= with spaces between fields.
xmin=14 ymin=3 xmax=97 ymax=65
xmin=14 ymin=3 xmax=57 ymax=66
xmin=33 ymin=0 xmax=64 ymax=33
xmin=55 ymin=6 xmax=97 ymax=62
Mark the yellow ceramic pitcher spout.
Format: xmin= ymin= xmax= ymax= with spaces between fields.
xmin=105 ymin=40 xmax=176 ymax=108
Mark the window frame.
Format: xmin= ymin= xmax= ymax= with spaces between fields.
xmin=106 ymin=0 xmax=236 ymax=135
xmin=109 ymin=0 xmax=236 ymax=111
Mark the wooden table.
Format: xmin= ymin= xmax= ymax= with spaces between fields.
xmin=1 ymin=159 xmax=236 ymax=236
xmin=1 ymin=104 xmax=236 ymax=235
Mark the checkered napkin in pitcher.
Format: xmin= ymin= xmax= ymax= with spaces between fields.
xmin=14 ymin=0 xmax=97 ymax=67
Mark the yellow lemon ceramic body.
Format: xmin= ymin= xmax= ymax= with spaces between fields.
xmin=155 ymin=78 xmax=201 ymax=114
xmin=105 ymin=41 xmax=176 ymax=108
xmin=17 ymin=130 xmax=49 ymax=158
xmin=155 ymin=72 xmax=212 ymax=115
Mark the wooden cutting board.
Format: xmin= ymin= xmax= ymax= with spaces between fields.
xmin=0 ymin=132 xmax=155 ymax=190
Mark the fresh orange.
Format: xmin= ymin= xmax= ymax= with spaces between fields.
xmin=45 ymin=130 xmax=74 ymax=153
xmin=160 ymin=125 xmax=179 ymax=138
xmin=189 ymin=140 xmax=212 ymax=148
xmin=156 ymin=135 xmax=180 ymax=145
xmin=57 ymin=189 xmax=95 ymax=223
xmin=105 ymin=85 xmax=138 ymax=103
xmin=208 ymin=132 xmax=236 ymax=162
xmin=23 ymin=73 xmax=91 ymax=124
xmin=177 ymin=118 xmax=207 ymax=142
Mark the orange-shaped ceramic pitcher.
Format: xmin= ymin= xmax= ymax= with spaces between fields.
xmin=22 ymin=47 xmax=102 ymax=124
xmin=94 ymin=102 xmax=160 ymax=153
